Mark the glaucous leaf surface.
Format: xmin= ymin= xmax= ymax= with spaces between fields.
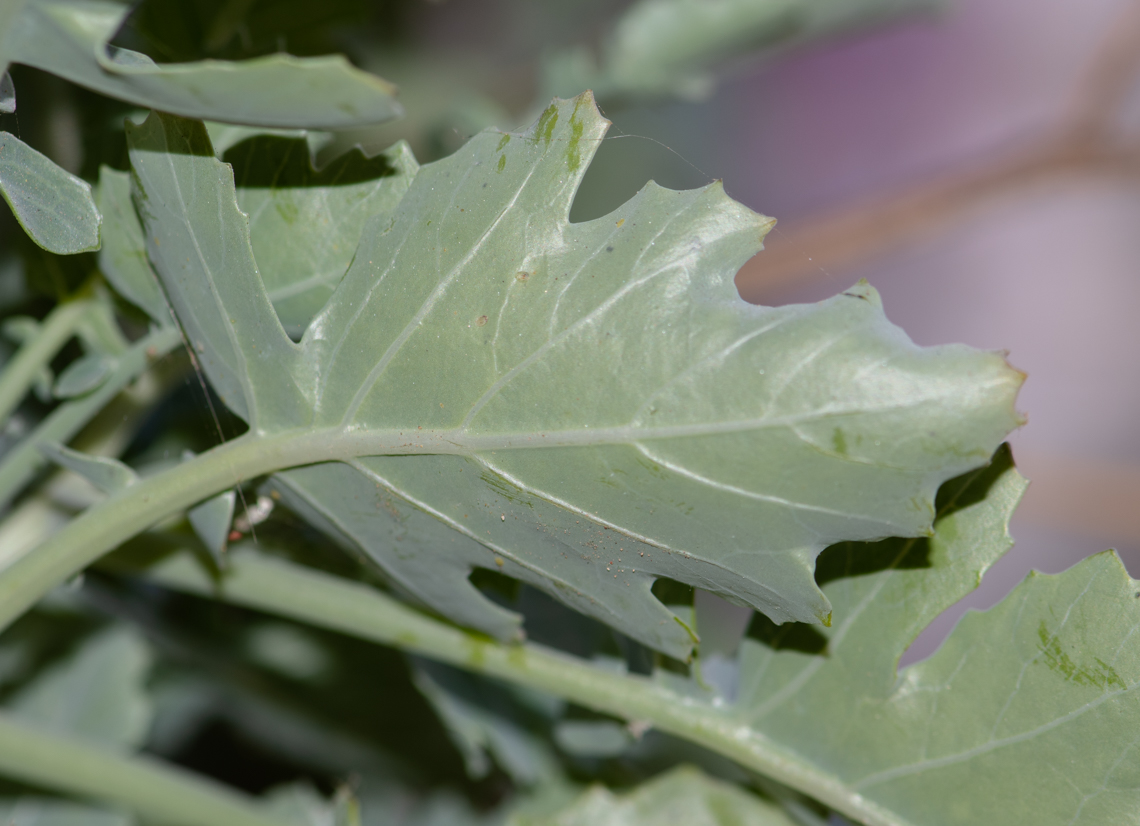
xmin=52 ymin=352 xmax=114 ymax=398
xmin=126 ymin=94 xmax=1022 ymax=659
xmin=0 ymin=628 xmax=153 ymax=824
xmin=7 ymin=626 xmax=152 ymax=747
xmin=0 ymin=0 xmax=400 ymax=128
xmin=224 ymin=135 xmax=418 ymax=337
xmin=188 ymin=488 xmax=236 ymax=566
xmin=40 ymin=442 xmax=138 ymax=494
xmin=412 ymin=663 xmax=558 ymax=785
xmin=644 ymin=445 xmax=1140 ymax=826
xmin=508 ymin=765 xmax=798 ymax=826
xmin=0 ymin=132 xmax=100 ymax=255
xmin=96 ymin=168 xmax=172 ymax=325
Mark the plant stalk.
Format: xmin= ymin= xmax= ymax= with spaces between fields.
xmin=0 ymin=325 xmax=182 ymax=509
xmin=0 ymin=298 xmax=93 ymax=425
xmin=0 ymin=711 xmax=290 ymax=826
xmin=140 ymin=549 xmax=906 ymax=826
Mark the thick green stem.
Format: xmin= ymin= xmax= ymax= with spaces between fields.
xmin=0 ymin=711 xmax=290 ymax=826
xmin=140 ymin=550 xmax=904 ymax=826
xmin=0 ymin=298 xmax=93 ymax=424
xmin=0 ymin=412 xmax=522 ymax=632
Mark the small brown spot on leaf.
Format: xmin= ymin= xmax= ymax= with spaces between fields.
xmin=476 ymin=315 xmax=488 ymax=326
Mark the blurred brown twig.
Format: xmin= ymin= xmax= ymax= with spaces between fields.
xmin=736 ymin=2 xmax=1140 ymax=303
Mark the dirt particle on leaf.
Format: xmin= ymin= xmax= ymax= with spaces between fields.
xmin=476 ymin=315 xmax=488 ymax=326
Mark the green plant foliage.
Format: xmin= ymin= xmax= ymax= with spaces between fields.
xmin=95 ymin=168 xmax=172 ymax=325
xmin=224 ymin=135 xmax=418 ymax=338
xmin=543 ymin=0 xmax=941 ymax=101
xmin=0 ymin=0 xmax=401 ymax=128
xmin=665 ymin=445 xmax=1140 ymax=826
xmin=5 ymin=1 xmax=1133 ymax=823
xmin=123 ymin=95 xmax=1021 ymax=660
xmin=0 ymin=627 xmax=150 ymax=824
xmin=134 ymin=446 xmax=1140 ymax=826
xmin=8 ymin=627 xmax=152 ymax=746
xmin=0 ymin=132 xmax=100 ymax=255
xmin=412 ymin=664 xmax=558 ymax=785
xmin=508 ymin=765 xmax=799 ymax=826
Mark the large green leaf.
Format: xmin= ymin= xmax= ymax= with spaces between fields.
xmin=0 ymin=132 xmax=100 ymax=254
xmin=508 ymin=765 xmax=798 ymax=826
xmin=0 ymin=0 xmax=400 ymax=128
xmin=125 ymin=94 xmax=1022 ymax=659
xmin=645 ymin=445 xmax=1140 ymax=825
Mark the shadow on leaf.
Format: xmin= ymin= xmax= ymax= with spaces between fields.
xmin=746 ymin=443 xmax=1015 ymax=655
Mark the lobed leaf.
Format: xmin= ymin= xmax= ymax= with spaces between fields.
xmin=645 ymin=445 xmax=1140 ymax=825
xmin=0 ymin=0 xmax=400 ymax=129
xmin=126 ymin=94 xmax=1023 ymax=659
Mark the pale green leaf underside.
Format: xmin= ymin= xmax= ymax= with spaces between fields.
xmin=127 ymin=94 xmax=1022 ymax=658
xmin=0 ymin=628 xmax=152 ymax=824
xmin=1 ymin=0 xmax=400 ymax=129
xmin=413 ymin=666 xmax=555 ymax=785
xmin=8 ymin=627 xmax=152 ymax=748
xmin=225 ymin=135 xmax=418 ymax=337
xmin=53 ymin=352 xmax=114 ymax=398
xmin=508 ymin=765 xmax=798 ymax=826
xmin=96 ymin=168 xmax=172 ymax=325
xmin=648 ymin=447 xmax=1140 ymax=826
xmin=40 ymin=441 xmax=138 ymax=494
xmin=0 ymin=799 xmax=129 ymax=826
xmin=188 ymin=488 xmax=236 ymax=567
xmin=0 ymin=131 xmax=100 ymax=254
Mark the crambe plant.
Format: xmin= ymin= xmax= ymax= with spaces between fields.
xmin=0 ymin=2 xmax=1135 ymax=825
